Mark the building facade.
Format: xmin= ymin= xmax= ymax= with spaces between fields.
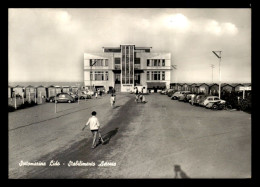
xmin=84 ymin=44 xmax=172 ymax=92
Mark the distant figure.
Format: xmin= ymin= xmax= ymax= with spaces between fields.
xmin=100 ymin=90 xmax=103 ymax=97
xmin=135 ymin=87 xmax=139 ymax=102
xmin=95 ymin=91 xmax=98 ymax=99
xmin=82 ymin=111 xmax=104 ymax=149
xmin=110 ymin=94 xmax=116 ymax=108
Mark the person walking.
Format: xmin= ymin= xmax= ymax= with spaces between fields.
xmin=82 ymin=111 xmax=104 ymax=149
xmin=110 ymin=94 xmax=115 ymax=108
xmin=135 ymin=87 xmax=139 ymax=103
xmin=95 ymin=91 xmax=98 ymax=99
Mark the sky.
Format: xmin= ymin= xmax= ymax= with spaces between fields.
xmin=8 ymin=8 xmax=251 ymax=83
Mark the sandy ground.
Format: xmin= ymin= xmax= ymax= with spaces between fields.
xmin=8 ymin=93 xmax=251 ymax=179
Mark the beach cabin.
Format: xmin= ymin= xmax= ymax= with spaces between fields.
xmin=232 ymin=83 xmax=244 ymax=92
xmin=209 ymin=83 xmax=219 ymax=96
xmin=36 ymin=85 xmax=46 ymax=98
xmin=54 ymin=86 xmax=62 ymax=94
xmin=190 ymin=83 xmax=199 ymax=93
xmin=71 ymin=86 xmax=78 ymax=93
xmin=181 ymin=83 xmax=191 ymax=91
xmin=198 ymin=83 xmax=209 ymax=94
xmin=8 ymin=86 xmax=13 ymax=98
xmin=25 ymin=85 xmax=36 ymax=99
xmin=13 ymin=85 xmax=24 ymax=97
xmin=175 ymin=83 xmax=183 ymax=91
xmin=62 ymin=86 xmax=70 ymax=93
xmin=46 ymin=85 xmax=56 ymax=98
xmin=221 ymin=83 xmax=234 ymax=93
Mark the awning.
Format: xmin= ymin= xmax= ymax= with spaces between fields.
xmin=147 ymin=82 xmax=166 ymax=89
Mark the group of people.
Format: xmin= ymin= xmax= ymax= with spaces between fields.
xmin=134 ymin=87 xmax=146 ymax=103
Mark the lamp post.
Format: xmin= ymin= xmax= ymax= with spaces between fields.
xmin=210 ymin=64 xmax=215 ymax=83
xmin=171 ymin=65 xmax=177 ymax=90
xmin=212 ymin=51 xmax=222 ymax=99
xmin=90 ymin=60 xmax=97 ymax=92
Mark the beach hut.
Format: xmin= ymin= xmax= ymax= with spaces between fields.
xmin=232 ymin=83 xmax=244 ymax=92
xmin=209 ymin=83 xmax=219 ymax=96
xmin=190 ymin=83 xmax=199 ymax=93
xmin=8 ymin=85 xmax=13 ymax=98
xmin=175 ymin=83 xmax=183 ymax=91
xmin=54 ymin=86 xmax=62 ymax=94
xmin=71 ymin=86 xmax=78 ymax=93
xmin=182 ymin=83 xmax=191 ymax=91
xmin=198 ymin=83 xmax=210 ymax=94
xmin=221 ymin=83 xmax=234 ymax=93
xmin=13 ymin=85 xmax=24 ymax=97
xmin=36 ymin=85 xmax=46 ymax=98
xmin=62 ymin=86 xmax=70 ymax=93
xmin=46 ymin=85 xmax=56 ymax=98
xmin=25 ymin=85 xmax=36 ymax=99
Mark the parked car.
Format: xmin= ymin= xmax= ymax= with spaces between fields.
xmin=161 ymin=89 xmax=167 ymax=95
xmin=166 ymin=89 xmax=175 ymax=97
xmin=47 ymin=93 xmax=75 ymax=103
xmin=171 ymin=91 xmax=190 ymax=100
xmin=202 ymin=96 xmax=226 ymax=107
xmin=46 ymin=95 xmax=56 ymax=102
xmin=193 ymin=94 xmax=207 ymax=106
xmin=78 ymin=91 xmax=92 ymax=99
xmin=178 ymin=93 xmax=189 ymax=102
xmin=68 ymin=92 xmax=78 ymax=100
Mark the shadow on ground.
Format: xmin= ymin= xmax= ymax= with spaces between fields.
xmin=174 ymin=165 xmax=190 ymax=179
xmin=96 ymin=128 xmax=119 ymax=147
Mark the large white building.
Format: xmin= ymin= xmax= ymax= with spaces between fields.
xmin=84 ymin=44 xmax=172 ymax=92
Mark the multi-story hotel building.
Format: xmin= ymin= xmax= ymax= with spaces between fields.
xmin=84 ymin=44 xmax=172 ymax=92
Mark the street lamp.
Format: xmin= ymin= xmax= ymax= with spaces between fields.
xmin=210 ymin=64 xmax=215 ymax=83
xmin=212 ymin=51 xmax=222 ymax=99
xmin=171 ymin=65 xmax=177 ymax=90
xmin=90 ymin=59 xmax=97 ymax=92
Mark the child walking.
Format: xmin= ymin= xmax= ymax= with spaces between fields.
xmin=110 ymin=94 xmax=116 ymax=108
xmin=82 ymin=111 xmax=104 ymax=149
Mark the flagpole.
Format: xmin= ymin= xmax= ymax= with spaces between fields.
xmin=219 ymin=52 xmax=221 ymax=99
xmin=212 ymin=51 xmax=222 ymax=99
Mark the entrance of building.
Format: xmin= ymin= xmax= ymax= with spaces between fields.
xmin=134 ymin=74 xmax=140 ymax=85
xmin=115 ymin=73 xmax=121 ymax=92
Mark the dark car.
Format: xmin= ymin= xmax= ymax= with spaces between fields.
xmin=47 ymin=93 xmax=75 ymax=103
xmin=167 ymin=89 xmax=176 ymax=97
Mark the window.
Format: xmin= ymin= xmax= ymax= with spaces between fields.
xmin=214 ymin=98 xmax=220 ymax=101
xmin=162 ymin=71 xmax=165 ymax=80
xmin=115 ymin=58 xmax=121 ymax=64
xmin=135 ymin=58 xmax=140 ymax=64
xmin=105 ymin=71 xmax=108 ymax=80
xmin=105 ymin=59 xmax=108 ymax=66
xmin=208 ymin=98 xmax=213 ymax=101
xmin=95 ymin=71 xmax=104 ymax=81
xmin=90 ymin=71 xmax=93 ymax=80
xmin=162 ymin=59 xmax=165 ymax=66
xmin=147 ymin=71 xmax=150 ymax=80
xmin=147 ymin=59 xmax=150 ymax=66
xmin=154 ymin=60 xmax=157 ymax=66
xmin=158 ymin=59 xmax=161 ymax=66
xmin=151 ymin=71 xmax=161 ymax=80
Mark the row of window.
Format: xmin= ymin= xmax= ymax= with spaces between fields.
xmin=90 ymin=59 xmax=108 ymax=66
xmin=147 ymin=71 xmax=165 ymax=81
xmin=90 ymin=71 xmax=109 ymax=81
xmin=147 ymin=59 xmax=165 ymax=67
xmin=89 ymin=58 xmax=166 ymax=67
